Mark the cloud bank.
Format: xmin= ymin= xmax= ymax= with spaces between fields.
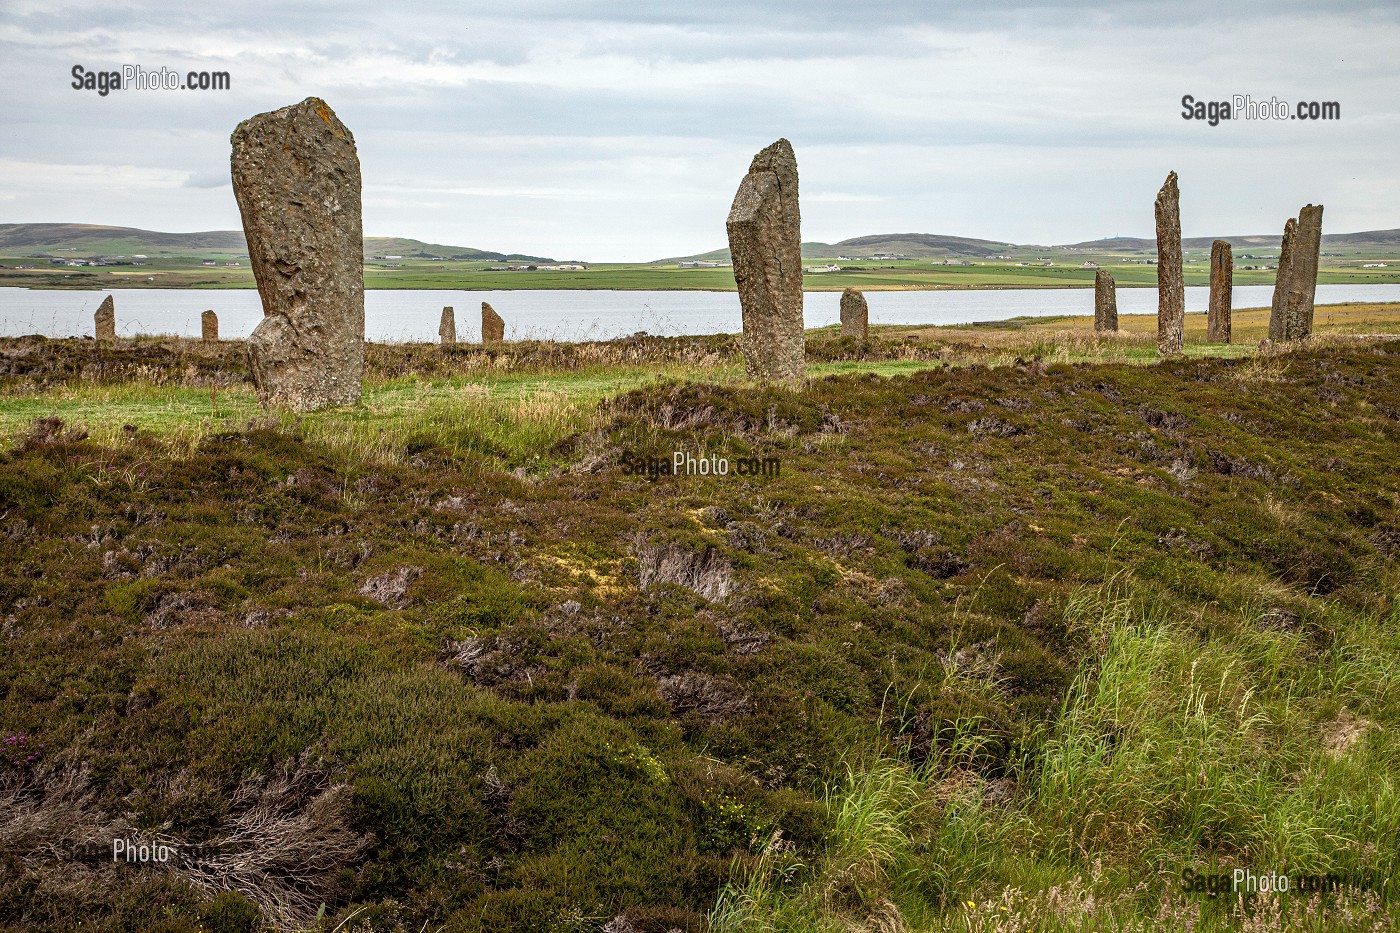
xmin=2 ymin=0 xmax=1396 ymax=259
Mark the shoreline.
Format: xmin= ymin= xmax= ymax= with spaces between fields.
xmin=3 ymin=302 xmax=1396 ymax=346
xmin=0 ymin=281 xmax=1310 ymax=293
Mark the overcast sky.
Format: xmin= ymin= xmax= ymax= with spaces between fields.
xmin=2 ymin=1 xmax=1397 ymax=261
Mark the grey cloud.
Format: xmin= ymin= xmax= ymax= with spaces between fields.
xmin=183 ymin=170 xmax=229 ymax=189
xmin=0 ymin=0 xmax=1396 ymax=260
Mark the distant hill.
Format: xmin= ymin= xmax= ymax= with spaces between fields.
xmin=361 ymin=237 xmax=553 ymax=263
xmin=0 ymin=223 xmax=248 ymax=252
xmin=832 ymin=232 xmax=1017 ymax=258
xmin=8 ymin=222 xmax=1397 ymax=267
xmin=1069 ymin=229 xmax=1400 ymax=251
xmin=666 ymin=228 xmax=1400 ymax=263
xmin=663 ymin=242 xmax=837 ymax=263
xmin=0 ymin=224 xmax=552 ymax=263
xmin=660 ymin=232 xmax=1017 ymax=263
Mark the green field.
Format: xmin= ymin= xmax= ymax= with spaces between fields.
xmin=4 ymin=242 xmax=1398 ymax=292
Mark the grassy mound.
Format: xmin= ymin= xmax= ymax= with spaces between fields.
xmin=0 ymin=326 xmax=1396 ymax=931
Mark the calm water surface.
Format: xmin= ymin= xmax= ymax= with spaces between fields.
xmin=2 ymin=285 xmax=1398 ymax=342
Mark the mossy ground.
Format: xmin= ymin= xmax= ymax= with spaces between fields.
xmin=0 ymin=307 xmax=1397 ymax=932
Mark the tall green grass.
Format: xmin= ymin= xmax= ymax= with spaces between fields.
xmin=0 ymin=369 xmax=675 ymax=465
xmin=709 ymin=570 xmax=1400 ymax=932
xmin=0 ymin=327 xmax=1296 ymax=466
xmin=0 ymin=360 xmax=952 ymax=466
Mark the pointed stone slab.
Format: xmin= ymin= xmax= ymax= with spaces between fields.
xmin=1287 ymin=204 xmax=1324 ymax=340
xmin=1154 ymin=171 xmax=1184 ymax=356
xmin=439 ymin=306 xmax=456 ymax=346
xmin=839 ymin=287 xmax=868 ymax=338
xmin=1207 ymin=239 xmax=1232 ymax=343
xmin=1268 ymin=217 xmax=1298 ymax=342
xmin=1094 ymin=270 xmax=1118 ymax=333
xmin=481 ymin=302 xmax=504 ymax=343
xmin=201 ymin=310 xmax=219 ymax=342
xmin=94 ymin=294 xmax=116 ymax=340
xmin=726 ymin=138 xmax=805 ymax=382
xmin=231 ymin=96 xmax=364 ymax=411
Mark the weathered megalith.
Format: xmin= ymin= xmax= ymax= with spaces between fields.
xmin=439 ymin=306 xmax=456 ymax=346
xmin=1207 ymin=239 xmax=1232 ymax=343
xmin=1268 ymin=217 xmax=1298 ymax=342
xmin=839 ymin=287 xmax=868 ymax=338
xmin=94 ymin=295 xmax=116 ymax=340
xmin=1154 ymin=171 xmax=1184 ymax=356
xmin=1094 ymin=270 xmax=1118 ymax=333
xmin=1286 ymin=203 xmax=1324 ymax=339
xmin=201 ymin=310 xmax=219 ymax=342
xmin=726 ymin=138 xmax=805 ymax=382
xmin=231 ymin=97 xmax=364 ymax=411
xmin=481 ymin=302 xmax=504 ymax=343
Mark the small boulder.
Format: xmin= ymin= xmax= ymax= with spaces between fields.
xmin=481 ymin=302 xmax=504 ymax=343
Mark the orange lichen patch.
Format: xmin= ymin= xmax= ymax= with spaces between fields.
xmin=311 ymin=98 xmax=349 ymax=140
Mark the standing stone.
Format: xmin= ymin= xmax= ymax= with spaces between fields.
xmin=1093 ymin=270 xmax=1118 ymax=333
xmin=839 ymin=287 xmax=868 ymax=338
xmin=481 ymin=302 xmax=504 ymax=343
xmin=201 ymin=310 xmax=219 ymax=342
xmin=1286 ymin=204 xmax=1324 ymax=339
xmin=1154 ymin=171 xmax=1185 ymax=356
xmin=1207 ymin=240 xmax=1232 ymax=343
xmin=726 ymin=138 xmax=805 ymax=382
xmin=231 ymin=97 xmax=364 ymax=411
xmin=1268 ymin=217 xmax=1298 ymax=343
xmin=439 ymin=306 xmax=456 ymax=346
xmin=94 ymin=294 xmax=116 ymax=340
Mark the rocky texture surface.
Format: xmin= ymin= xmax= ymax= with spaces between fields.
xmin=726 ymin=138 xmax=805 ymax=382
xmin=481 ymin=302 xmax=504 ymax=343
xmin=201 ymin=310 xmax=219 ymax=343
xmin=1094 ymin=271 xmax=1118 ymax=333
xmin=1268 ymin=217 xmax=1299 ymax=342
xmin=839 ymin=287 xmax=868 ymax=338
xmin=1287 ymin=204 xmax=1325 ymax=340
xmin=231 ymin=96 xmax=364 ymax=411
xmin=439 ymin=306 xmax=456 ymax=346
xmin=94 ymin=295 xmax=115 ymax=341
xmin=1154 ymin=171 xmax=1184 ymax=356
xmin=1207 ymin=239 xmax=1232 ymax=343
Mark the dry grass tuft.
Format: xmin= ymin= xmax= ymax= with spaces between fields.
xmin=178 ymin=758 xmax=370 ymax=927
xmin=636 ymin=540 xmax=734 ymax=603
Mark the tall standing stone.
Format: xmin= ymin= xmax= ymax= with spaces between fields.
xmin=94 ymin=295 xmax=116 ymax=340
xmin=439 ymin=306 xmax=456 ymax=346
xmin=839 ymin=287 xmax=868 ymax=338
xmin=1268 ymin=217 xmax=1298 ymax=343
xmin=481 ymin=302 xmax=504 ymax=343
xmin=726 ymin=138 xmax=805 ymax=382
xmin=1094 ymin=270 xmax=1118 ymax=333
xmin=1207 ymin=239 xmax=1232 ymax=343
xmin=201 ymin=310 xmax=219 ymax=342
xmin=1286 ymin=204 xmax=1324 ymax=339
xmin=1154 ymin=171 xmax=1184 ymax=356
xmin=231 ymin=97 xmax=364 ymax=411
